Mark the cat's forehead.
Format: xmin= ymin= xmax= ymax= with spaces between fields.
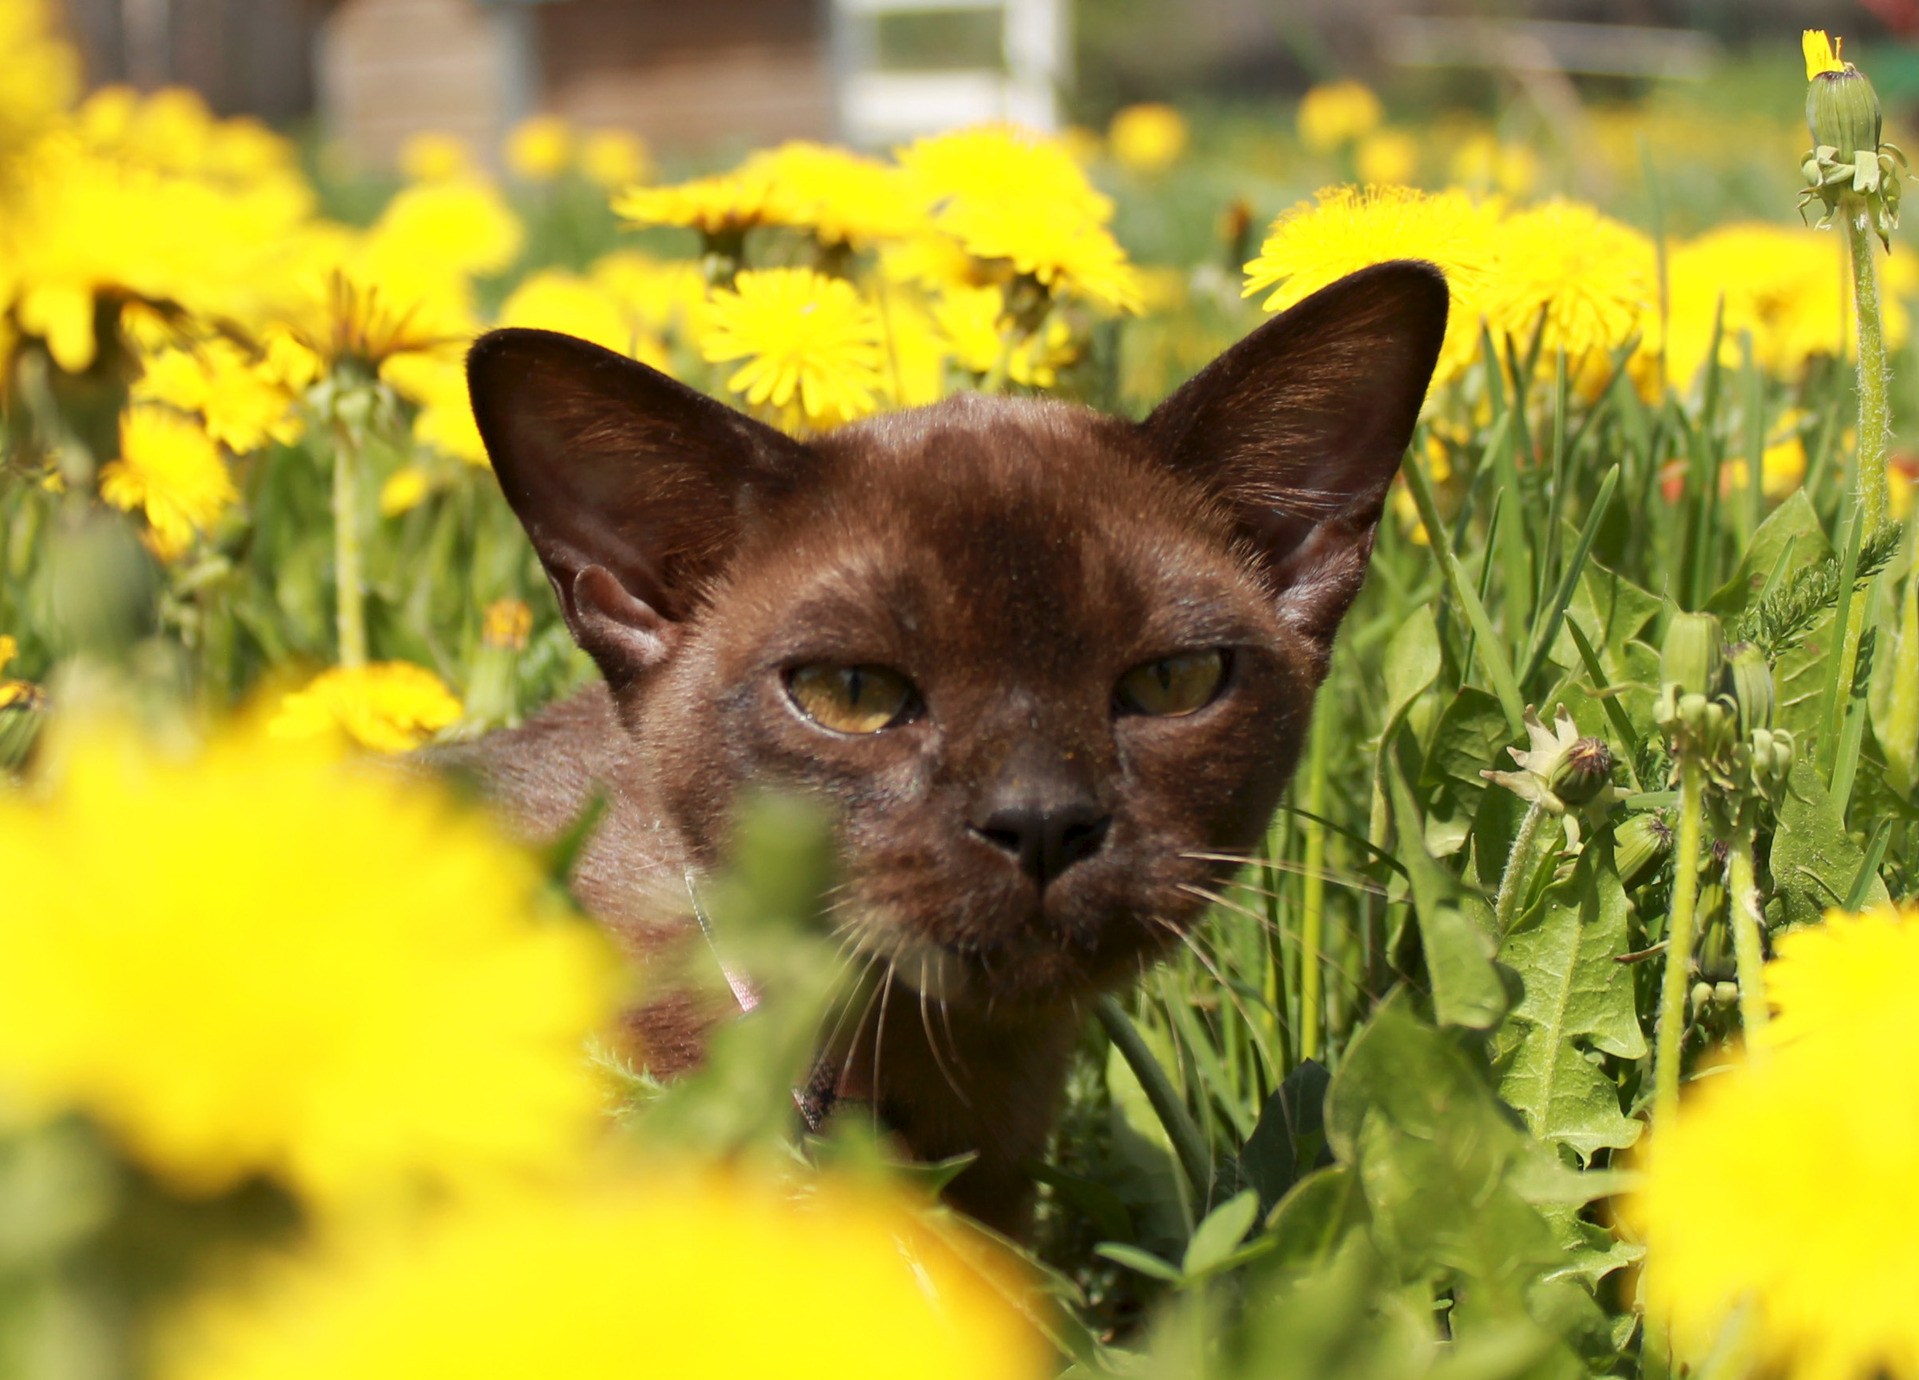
xmin=717 ymin=394 xmax=1275 ymax=667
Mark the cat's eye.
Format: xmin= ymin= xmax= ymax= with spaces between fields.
xmin=1115 ymin=650 xmax=1229 ymax=718
xmin=785 ymin=664 xmax=919 ymax=734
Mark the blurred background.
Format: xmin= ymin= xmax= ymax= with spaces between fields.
xmin=45 ymin=0 xmax=1919 ymax=172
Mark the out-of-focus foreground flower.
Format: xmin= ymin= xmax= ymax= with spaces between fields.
xmin=0 ymin=715 xmax=611 ymax=1206
xmin=165 ymin=1172 xmax=1047 ymax=1380
xmin=1632 ymin=903 xmax=1919 ymax=1379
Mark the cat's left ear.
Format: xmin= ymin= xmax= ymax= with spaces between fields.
xmin=1142 ymin=260 xmax=1448 ymax=662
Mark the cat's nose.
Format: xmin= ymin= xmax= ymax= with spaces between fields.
xmin=971 ymin=796 xmax=1112 ymax=888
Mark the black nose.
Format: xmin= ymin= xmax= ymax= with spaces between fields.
xmin=972 ymin=799 xmax=1112 ymax=887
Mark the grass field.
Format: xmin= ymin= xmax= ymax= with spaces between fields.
xmin=4 ymin=5 xmax=1919 ymax=1376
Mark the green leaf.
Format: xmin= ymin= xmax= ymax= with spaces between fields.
xmin=1093 ymin=1241 xmax=1184 ymax=1284
xmin=1237 ymin=1059 xmax=1332 ymax=1213
xmin=1707 ymin=489 xmax=1831 ymax=622
xmin=1769 ymin=758 xmax=1891 ymax=927
xmin=1387 ymin=767 xmax=1508 ymax=1031
xmin=1182 ymin=1189 xmax=1261 ymax=1278
xmin=1263 ymin=1165 xmax=1370 ymax=1274
xmin=1492 ymin=837 xmax=1646 ymax=1162
xmin=1418 ymin=687 xmax=1514 ymax=858
xmin=1382 ymin=606 xmax=1442 ymax=732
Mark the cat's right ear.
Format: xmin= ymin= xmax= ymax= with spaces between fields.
xmin=468 ymin=328 xmax=815 ymax=690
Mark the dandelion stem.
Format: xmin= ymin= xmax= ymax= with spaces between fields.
xmin=1846 ymin=198 xmax=1892 ymax=536
xmin=1725 ymin=827 xmax=1771 ymax=1046
xmin=1493 ymin=798 xmax=1547 ymax=935
xmin=332 ymin=419 xmax=368 ymax=669
xmin=1299 ymin=706 xmax=1330 ymax=1063
xmin=1096 ymin=996 xmax=1212 ymax=1199
xmin=1653 ymin=758 xmax=1706 ymax=1128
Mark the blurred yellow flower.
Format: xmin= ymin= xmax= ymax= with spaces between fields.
xmin=932 ymin=283 xmax=1075 ymax=388
xmin=505 ymin=114 xmax=572 ymax=182
xmin=589 ymin=250 xmax=707 ymax=340
xmin=1297 ymin=80 xmax=1382 ymax=153
xmin=1356 ymin=128 xmax=1418 ymax=185
xmin=698 ymin=266 xmax=884 ymax=431
xmin=397 ymin=132 xmax=471 ymax=184
xmin=1450 ymin=131 xmax=1540 ymax=198
xmin=577 ymin=127 xmax=648 ymax=190
xmin=1632 ymin=903 xmax=1919 ymax=1379
xmin=753 ymin=140 xmax=928 ymax=248
xmin=613 ymin=165 xmax=777 ymax=236
xmin=1244 ymin=185 xmax=1500 ymax=384
xmin=0 ymin=0 xmax=78 ymax=160
xmin=482 ymin=598 xmax=533 ymax=651
xmin=498 ymin=268 xmax=664 ymax=365
xmin=0 ymin=716 xmax=611 ymax=1204
xmin=1483 ymin=200 xmax=1654 ymax=365
xmin=270 ymin=661 xmax=463 ymax=754
xmin=133 ymin=337 xmax=305 ymax=454
xmin=98 ymin=406 xmax=237 ymax=561
xmin=899 ymin=123 xmax=1111 ymax=224
xmin=1803 ymin=29 xmax=1846 ymax=80
xmin=1108 ymin=103 xmax=1188 ymax=174
xmin=165 ymin=1171 xmax=1045 ymax=1380
xmin=377 ymin=465 xmax=432 ymax=518
xmin=0 ymin=633 xmax=38 ymax=710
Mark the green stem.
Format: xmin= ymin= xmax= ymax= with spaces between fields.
xmin=1299 ymin=708 xmax=1331 ymax=1063
xmin=1725 ymin=825 xmax=1771 ymax=1047
xmin=1846 ymin=197 xmax=1892 ymax=536
xmin=332 ymin=420 xmax=368 ymax=669
xmin=1652 ymin=758 xmax=1706 ymax=1128
xmin=1096 ymin=996 xmax=1212 ymax=1199
xmin=1493 ymin=798 xmax=1548 ymax=935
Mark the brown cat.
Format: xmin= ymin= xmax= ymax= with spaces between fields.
xmin=444 ymin=260 xmax=1446 ymax=1236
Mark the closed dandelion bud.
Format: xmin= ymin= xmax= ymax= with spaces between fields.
xmin=1725 ymin=642 xmax=1775 ymax=734
xmin=1805 ymin=32 xmax=1881 ymax=164
xmin=1712 ymin=980 xmax=1741 ymax=1008
xmin=1550 ymin=736 xmax=1616 ymax=807
xmin=1616 ymin=812 xmax=1673 ymax=889
xmin=1690 ymin=980 xmax=1714 ymax=1016
xmin=1661 ymin=612 xmax=1725 ymax=698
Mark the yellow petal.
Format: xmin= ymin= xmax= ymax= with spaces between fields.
xmin=1803 ymin=29 xmax=1845 ymax=80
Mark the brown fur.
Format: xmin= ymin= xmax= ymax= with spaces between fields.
xmin=444 ymin=261 xmax=1448 ymax=1235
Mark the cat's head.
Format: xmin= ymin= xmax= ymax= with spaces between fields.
xmin=468 ymin=262 xmax=1445 ymax=1010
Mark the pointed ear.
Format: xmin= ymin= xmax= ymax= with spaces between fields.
xmin=1142 ymin=260 xmax=1448 ymax=661
xmin=468 ymin=328 xmax=816 ymax=690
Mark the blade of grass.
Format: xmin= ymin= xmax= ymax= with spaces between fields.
xmin=1520 ymin=463 xmax=1620 ymax=688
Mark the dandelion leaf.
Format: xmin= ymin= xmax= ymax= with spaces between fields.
xmin=1708 ymin=490 xmax=1830 ymax=623
xmin=1492 ymin=837 xmax=1645 ymax=1162
xmin=1388 ymin=765 xmax=1508 ymax=1030
xmin=1769 ymin=758 xmax=1890 ymax=929
xmin=1417 ymin=686 xmax=1513 ymax=859
xmin=1237 ymin=1058 xmax=1332 ymax=1214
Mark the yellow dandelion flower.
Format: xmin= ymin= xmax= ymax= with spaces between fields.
xmin=0 ymin=716 xmax=611 ymax=1204
xmin=0 ymin=633 xmax=39 ymax=711
xmin=397 ymin=132 xmax=471 ymax=184
xmin=1632 ymin=903 xmax=1919 ymax=1379
xmin=751 ymin=140 xmax=930 ymax=248
xmin=377 ymin=465 xmax=433 ymax=519
xmin=932 ymin=283 xmax=1075 ymax=388
xmin=0 ymin=0 xmax=78 ymax=160
xmin=270 ymin=662 xmax=463 ymax=754
xmin=898 ymin=123 xmax=1113 ymax=225
xmin=1483 ymin=199 xmax=1654 ymax=364
xmin=369 ymin=176 xmax=523 ymax=282
xmin=589 ymin=250 xmax=707 ymax=339
xmin=504 ymin=114 xmax=572 ymax=182
xmin=698 ymin=266 xmax=885 ymax=432
xmin=613 ymin=165 xmax=777 ymax=236
xmin=98 ymin=406 xmax=237 ymax=561
xmin=498 ymin=267 xmax=664 ymax=366
xmin=1243 ymin=185 xmax=1500 ymax=385
xmin=1449 ymin=131 xmax=1540 ymax=198
xmin=937 ymin=196 xmax=1144 ymax=313
xmin=482 ymin=598 xmax=534 ymax=651
xmin=577 ymin=128 xmax=648 ymax=190
xmin=1108 ymin=103 xmax=1189 ymax=175
xmin=382 ymin=350 xmax=488 ymax=466
xmin=1297 ymin=80 xmax=1383 ymax=153
xmin=1803 ymin=29 xmax=1846 ymax=81
xmin=1356 ymin=128 xmax=1419 ymax=185
xmin=164 ymin=1170 xmax=1045 ymax=1380
xmin=133 ymin=337 xmax=304 ymax=454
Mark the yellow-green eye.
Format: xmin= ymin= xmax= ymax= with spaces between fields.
xmin=786 ymin=664 xmax=918 ymax=734
xmin=1115 ymin=650 xmax=1228 ymax=718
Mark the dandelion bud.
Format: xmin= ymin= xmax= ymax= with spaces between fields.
xmin=1615 ymin=812 xmax=1673 ymax=889
xmin=1549 ymin=736 xmax=1616 ymax=807
xmin=1661 ymin=612 xmax=1725 ymax=699
xmin=1724 ymin=642 xmax=1775 ymax=734
xmin=1805 ymin=32 xmax=1882 ymax=164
